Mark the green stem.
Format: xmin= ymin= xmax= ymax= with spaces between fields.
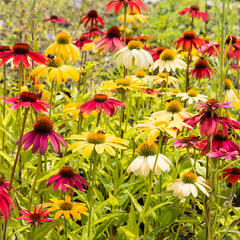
xmin=185 ymin=50 xmax=191 ymax=92
xmin=49 ymin=79 xmax=55 ymax=119
xmin=77 ymin=114 xmax=83 ymax=134
xmin=2 ymin=220 xmax=7 ymax=240
xmin=96 ymin=109 xmax=102 ymax=127
xmin=64 ymin=217 xmax=68 ymax=240
xmin=163 ymin=73 xmax=169 ymax=108
xmin=191 ymin=17 xmax=194 ymax=31
xmin=18 ymin=62 xmax=23 ymax=96
xmin=53 ymin=22 xmax=56 ymax=36
xmin=124 ymin=90 xmax=130 ymax=132
xmin=174 ymin=200 xmax=187 ymax=240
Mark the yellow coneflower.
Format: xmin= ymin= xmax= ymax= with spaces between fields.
xmin=118 ymin=9 xmax=149 ymax=25
xmin=225 ymin=79 xmax=240 ymax=109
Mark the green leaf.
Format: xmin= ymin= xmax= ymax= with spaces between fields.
xmin=37 ymin=168 xmax=59 ymax=183
xmin=143 ymin=202 xmax=172 ymax=218
xmin=0 ymin=151 xmax=14 ymax=166
xmin=126 ymin=204 xmax=139 ymax=239
xmin=125 ymin=190 xmax=143 ymax=215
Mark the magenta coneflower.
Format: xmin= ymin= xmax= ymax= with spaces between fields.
xmin=142 ymin=88 xmax=161 ymax=95
xmin=191 ymin=59 xmax=213 ymax=80
xmin=73 ymin=35 xmax=93 ymax=50
xmin=219 ymin=166 xmax=240 ymax=184
xmin=3 ymin=92 xmax=53 ymax=113
xmin=79 ymin=94 xmax=125 ymax=116
xmin=173 ymin=134 xmax=200 ymax=149
xmin=82 ymin=25 xmax=106 ymax=38
xmin=0 ymin=179 xmax=12 ymax=192
xmin=206 ymin=149 xmax=238 ymax=160
xmin=0 ymin=43 xmax=48 ymax=69
xmin=178 ymin=5 xmax=210 ymax=22
xmin=0 ymin=190 xmax=13 ymax=221
xmin=95 ymin=26 xmax=124 ymax=52
xmin=47 ymin=166 xmax=88 ymax=194
xmin=151 ymin=46 xmax=166 ymax=62
xmin=44 ymin=15 xmax=67 ymax=23
xmin=17 ymin=205 xmax=54 ymax=226
xmin=80 ymin=10 xmax=105 ymax=28
xmin=19 ymin=116 xmax=67 ymax=155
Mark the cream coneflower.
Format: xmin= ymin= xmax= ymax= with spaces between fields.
xmin=130 ymin=70 xmax=155 ymax=85
xmin=127 ymin=142 xmax=172 ymax=176
xmin=45 ymin=32 xmax=80 ymax=63
xmin=168 ymin=173 xmax=211 ymax=199
xmin=154 ymin=72 xmax=179 ymax=87
xmin=225 ymin=79 xmax=240 ymax=109
xmin=150 ymin=49 xmax=187 ymax=73
xmin=115 ymin=40 xmax=153 ymax=70
xmin=176 ymin=89 xmax=207 ymax=105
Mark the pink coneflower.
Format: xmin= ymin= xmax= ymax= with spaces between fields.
xmin=0 ymin=190 xmax=13 ymax=220
xmin=173 ymin=134 xmax=200 ymax=149
xmin=47 ymin=166 xmax=88 ymax=194
xmin=44 ymin=15 xmax=67 ymax=23
xmin=82 ymin=25 xmax=106 ymax=38
xmin=73 ymin=35 xmax=93 ymax=50
xmin=80 ymin=10 xmax=105 ymax=28
xmin=19 ymin=116 xmax=67 ymax=155
xmin=79 ymin=94 xmax=125 ymax=116
xmin=174 ymin=30 xmax=204 ymax=51
xmin=184 ymin=99 xmax=240 ymax=137
xmin=191 ymin=59 xmax=213 ymax=80
xmin=206 ymin=148 xmax=238 ymax=160
xmin=0 ymin=179 xmax=11 ymax=192
xmin=151 ymin=46 xmax=166 ymax=62
xmin=178 ymin=5 xmax=210 ymax=22
xmin=219 ymin=166 xmax=240 ymax=184
xmin=0 ymin=43 xmax=48 ymax=69
xmin=95 ymin=26 xmax=124 ymax=52
xmin=201 ymin=130 xmax=240 ymax=156
xmin=3 ymin=92 xmax=53 ymax=113
xmin=105 ymin=0 xmax=146 ymax=15
xmin=17 ymin=205 xmax=54 ymax=226
xmin=142 ymin=88 xmax=161 ymax=95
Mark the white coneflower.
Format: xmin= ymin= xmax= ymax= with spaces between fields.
xmin=115 ymin=40 xmax=153 ymax=70
xmin=225 ymin=79 xmax=240 ymax=109
xmin=168 ymin=173 xmax=211 ymax=199
xmin=176 ymin=89 xmax=207 ymax=105
xmin=127 ymin=142 xmax=172 ymax=177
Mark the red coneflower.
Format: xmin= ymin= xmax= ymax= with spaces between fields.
xmin=121 ymin=35 xmax=133 ymax=45
xmin=44 ymin=15 xmax=67 ymax=23
xmin=17 ymin=205 xmax=54 ymax=226
xmin=0 ymin=178 xmax=12 ymax=192
xmin=79 ymin=94 xmax=125 ymax=116
xmin=0 ymin=46 xmax=10 ymax=53
xmin=73 ymin=35 xmax=93 ymax=50
xmin=219 ymin=166 xmax=240 ymax=184
xmin=0 ymin=43 xmax=48 ymax=69
xmin=134 ymin=35 xmax=153 ymax=42
xmin=3 ymin=92 xmax=53 ymax=113
xmin=47 ymin=166 xmax=88 ymax=194
xmin=82 ymin=25 xmax=106 ymax=38
xmin=173 ymin=134 xmax=200 ymax=149
xmin=151 ymin=46 xmax=166 ymax=61
xmin=174 ymin=30 xmax=204 ymax=51
xmin=191 ymin=59 xmax=213 ymax=80
xmin=178 ymin=5 xmax=210 ymax=22
xmin=80 ymin=10 xmax=105 ymax=28
xmin=105 ymin=0 xmax=146 ymax=15
xmin=142 ymin=88 xmax=161 ymax=95
xmin=95 ymin=26 xmax=124 ymax=52
xmin=19 ymin=116 xmax=67 ymax=155
xmin=0 ymin=190 xmax=13 ymax=221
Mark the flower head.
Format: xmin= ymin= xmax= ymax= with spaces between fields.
xmin=151 ymin=46 xmax=166 ymax=62
xmin=173 ymin=134 xmax=200 ymax=149
xmin=0 ymin=190 xmax=13 ymax=220
xmin=176 ymin=89 xmax=207 ymax=105
xmin=118 ymin=9 xmax=149 ymax=24
xmin=219 ymin=167 xmax=240 ymax=184
xmin=44 ymin=15 xmax=67 ymax=23
xmin=80 ymin=10 xmax=105 ymax=28
xmin=206 ymin=149 xmax=238 ymax=160
xmin=191 ymin=59 xmax=213 ymax=80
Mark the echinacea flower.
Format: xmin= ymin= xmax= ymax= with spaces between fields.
xmin=168 ymin=173 xmax=211 ymax=199
xmin=178 ymin=5 xmax=210 ymax=22
xmin=105 ymin=0 xmax=146 ymax=15
xmin=134 ymin=35 xmax=153 ymax=42
xmin=95 ymin=26 xmax=124 ymax=52
xmin=30 ymin=56 xmax=79 ymax=85
xmin=0 ymin=43 xmax=48 ymax=69
xmin=0 ymin=178 xmax=11 ymax=192
xmin=68 ymin=130 xmax=129 ymax=157
xmin=73 ymin=35 xmax=93 ymax=50
xmin=0 ymin=46 xmax=11 ymax=53
xmin=176 ymin=89 xmax=207 ymax=105
xmin=45 ymin=32 xmax=80 ymax=63
xmin=174 ymin=31 xmax=204 ymax=51
xmin=219 ymin=166 xmax=240 ymax=184
xmin=47 ymin=165 xmax=88 ymax=194
xmin=3 ymin=92 xmax=53 ymax=113
xmin=142 ymin=88 xmax=161 ymax=95
xmin=206 ymin=149 xmax=238 ymax=160
xmin=16 ymin=205 xmax=54 ymax=226
xmin=191 ymin=59 xmax=213 ymax=80
xmin=151 ymin=46 xmax=166 ymax=62
xmin=19 ymin=116 xmax=67 ymax=155
xmin=82 ymin=25 xmax=106 ymax=38
xmin=44 ymin=194 xmax=88 ymax=220
xmin=127 ymin=141 xmax=172 ymax=176
xmin=154 ymin=72 xmax=179 ymax=87
xmin=151 ymin=49 xmax=187 ymax=73
xmin=115 ymin=40 xmax=153 ymax=70
xmin=79 ymin=94 xmax=125 ymax=116
xmin=80 ymin=10 xmax=105 ymax=28
xmin=118 ymin=9 xmax=148 ymax=24
xmin=173 ymin=135 xmax=200 ymax=149
xmin=0 ymin=190 xmax=13 ymax=220
xmin=44 ymin=15 xmax=67 ymax=23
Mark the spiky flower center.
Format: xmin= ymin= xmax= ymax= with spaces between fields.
xmin=59 ymin=166 xmax=75 ymax=178
xmin=160 ymin=49 xmax=176 ymax=61
xmin=166 ymin=100 xmax=183 ymax=113
xmin=190 ymin=5 xmax=200 ymax=11
xmin=187 ymin=89 xmax=198 ymax=97
xmin=135 ymin=70 xmax=147 ymax=78
xmin=195 ymin=59 xmax=208 ymax=69
xmin=230 ymin=168 xmax=240 ymax=175
xmin=50 ymin=15 xmax=59 ymax=20
xmin=157 ymin=72 xmax=168 ymax=78
xmin=226 ymin=36 xmax=237 ymax=45
xmin=33 ymin=116 xmax=53 ymax=134
xmin=56 ymin=32 xmax=71 ymax=44
xmin=47 ymin=57 xmax=63 ymax=68
xmin=87 ymin=133 xmax=106 ymax=144
xmin=225 ymin=79 xmax=233 ymax=90
xmin=128 ymin=40 xmax=142 ymax=50
xmin=138 ymin=142 xmax=158 ymax=157
xmin=183 ymin=30 xmax=197 ymax=40
xmin=87 ymin=10 xmax=99 ymax=18
xmin=213 ymin=131 xmax=228 ymax=141
xmin=156 ymin=46 xmax=166 ymax=54
xmin=80 ymin=35 xmax=88 ymax=42
xmin=206 ymin=99 xmax=218 ymax=105
xmin=181 ymin=135 xmax=199 ymax=143
xmin=30 ymin=213 xmax=42 ymax=221
xmin=93 ymin=94 xmax=108 ymax=103
xmin=107 ymin=26 xmax=121 ymax=39
xmin=89 ymin=25 xmax=99 ymax=31
xmin=128 ymin=9 xmax=139 ymax=15
xmin=20 ymin=92 xmax=38 ymax=102
xmin=116 ymin=78 xmax=131 ymax=86
xmin=171 ymin=89 xmax=181 ymax=94
xmin=182 ymin=173 xmax=197 ymax=184
xmin=0 ymin=179 xmax=3 ymax=185
xmin=0 ymin=46 xmax=10 ymax=52
xmin=12 ymin=43 xmax=30 ymax=55
xmin=60 ymin=202 xmax=73 ymax=211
